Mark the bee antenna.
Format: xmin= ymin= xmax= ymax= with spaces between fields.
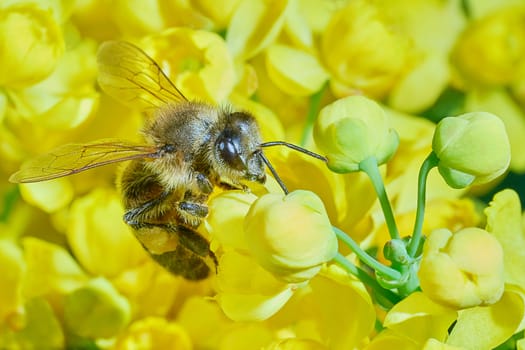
xmin=260 ymin=141 xmax=327 ymax=162
xmin=257 ymin=150 xmax=289 ymax=194
xmin=258 ymin=142 xmax=327 ymax=195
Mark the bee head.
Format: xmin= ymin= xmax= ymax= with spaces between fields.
xmin=215 ymin=111 xmax=266 ymax=183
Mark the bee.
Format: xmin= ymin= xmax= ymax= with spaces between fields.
xmin=9 ymin=41 xmax=326 ymax=280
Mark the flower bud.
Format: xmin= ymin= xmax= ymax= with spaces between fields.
xmin=418 ymin=227 xmax=504 ymax=309
xmin=314 ymin=95 xmax=399 ymax=173
xmin=244 ymin=190 xmax=337 ymax=283
xmin=432 ymin=112 xmax=510 ymax=188
xmin=63 ymin=278 xmax=131 ymax=338
xmin=0 ymin=4 xmax=64 ymax=87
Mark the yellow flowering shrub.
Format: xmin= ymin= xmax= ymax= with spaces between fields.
xmin=2 ymin=0 xmax=525 ymax=349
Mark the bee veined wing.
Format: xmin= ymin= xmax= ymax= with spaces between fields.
xmin=9 ymin=139 xmax=160 ymax=183
xmin=97 ymin=41 xmax=188 ymax=114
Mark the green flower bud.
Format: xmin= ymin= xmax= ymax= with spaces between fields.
xmin=432 ymin=112 xmax=510 ymax=188
xmin=63 ymin=278 xmax=131 ymax=338
xmin=244 ymin=190 xmax=338 ymax=283
xmin=314 ymin=95 xmax=399 ymax=173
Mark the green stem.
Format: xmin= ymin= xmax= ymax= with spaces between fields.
xmin=300 ymin=82 xmax=327 ymax=146
xmin=407 ymin=152 xmax=439 ymax=257
xmin=334 ymin=226 xmax=401 ymax=280
xmin=333 ymin=253 xmax=400 ymax=308
xmin=0 ymin=186 xmax=20 ymax=223
xmin=359 ymin=156 xmax=400 ymax=240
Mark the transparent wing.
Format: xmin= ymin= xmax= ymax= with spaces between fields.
xmin=9 ymin=139 xmax=160 ymax=183
xmin=97 ymin=41 xmax=188 ymax=114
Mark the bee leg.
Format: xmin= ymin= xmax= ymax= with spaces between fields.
xmin=123 ymin=191 xmax=170 ymax=227
xmin=196 ymin=173 xmax=213 ymax=194
xmin=218 ymin=181 xmax=249 ymax=191
xmin=179 ymin=201 xmax=208 ymax=218
xmin=133 ymin=223 xmax=217 ymax=280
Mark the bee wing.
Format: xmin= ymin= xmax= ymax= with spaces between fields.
xmin=9 ymin=139 xmax=160 ymax=183
xmin=97 ymin=41 xmax=188 ymax=114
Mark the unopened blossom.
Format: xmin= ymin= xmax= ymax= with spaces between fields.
xmin=314 ymin=95 xmax=399 ymax=173
xmin=418 ymin=227 xmax=504 ymax=309
xmin=432 ymin=111 xmax=510 ymax=188
xmin=244 ymin=190 xmax=337 ymax=283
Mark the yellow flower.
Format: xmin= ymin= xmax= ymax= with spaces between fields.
xmin=314 ymin=95 xmax=399 ymax=173
xmin=446 ymin=289 xmax=525 ymax=349
xmin=0 ymin=2 xmax=64 ymax=88
xmin=66 ymin=187 xmax=147 ymax=277
xmin=63 ymin=277 xmax=131 ymax=339
xmin=452 ymin=5 xmax=525 ymax=86
xmin=432 ymin=111 xmax=511 ymax=188
xmin=19 ymin=179 xmax=74 ymax=213
xmin=7 ymin=38 xmax=99 ymax=129
xmin=244 ymin=190 xmax=337 ymax=283
xmin=141 ymin=28 xmax=236 ymax=104
xmin=380 ymin=292 xmax=457 ymax=346
xmin=0 ymin=240 xmax=25 ymax=323
xmin=381 ymin=0 xmax=466 ymax=113
xmin=22 ymin=237 xmax=89 ymax=299
xmin=0 ymin=298 xmax=64 ymax=349
xmin=265 ymin=44 xmax=328 ymax=96
xmin=192 ymin=0 xmax=242 ymax=29
xmin=206 ymin=191 xmax=258 ymax=251
xmin=215 ymin=250 xmax=297 ymax=321
xmin=320 ymin=0 xmax=410 ymax=98
xmin=266 ymin=338 xmax=327 ymax=350
xmin=485 ymin=189 xmax=525 ymax=288
xmin=115 ymin=317 xmax=192 ymax=350
xmin=418 ymin=227 xmax=504 ymax=309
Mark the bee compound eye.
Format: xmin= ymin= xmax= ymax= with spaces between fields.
xmin=218 ymin=138 xmax=245 ymax=170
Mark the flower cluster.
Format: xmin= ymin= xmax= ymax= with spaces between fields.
xmin=1 ymin=0 xmax=525 ymax=349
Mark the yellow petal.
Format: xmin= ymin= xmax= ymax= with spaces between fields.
xmin=216 ymin=251 xmax=295 ymax=321
xmin=447 ymin=290 xmax=525 ymax=349
xmin=485 ymin=189 xmax=525 ymax=288
xmin=66 ymin=188 xmax=146 ymax=276
xmin=226 ymin=0 xmax=289 ymax=60
xmin=19 ymin=179 xmax=74 ymax=213
xmin=265 ymin=44 xmax=328 ymax=96
xmin=22 ymin=237 xmax=88 ymax=298
xmin=116 ymin=317 xmax=192 ymax=350
xmin=0 ymin=3 xmax=64 ymax=87
xmin=0 ymin=297 xmax=64 ymax=349
xmin=0 ymin=240 xmax=25 ymax=321
xmin=383 ymin=292 xmax=457 ymax=344
xmin=63 ymin=277 xmax=131 ymax=338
